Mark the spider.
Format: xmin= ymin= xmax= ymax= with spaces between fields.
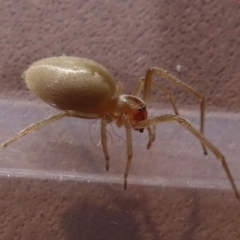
xmin=1 ymin=56 xmax=239 ymax=203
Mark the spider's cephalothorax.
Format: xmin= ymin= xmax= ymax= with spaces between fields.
xmin=110 ymin=94 xmax=147 ymax=132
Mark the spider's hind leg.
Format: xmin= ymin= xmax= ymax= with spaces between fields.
xmin=0 ymin=111 xmax=73 ymax=148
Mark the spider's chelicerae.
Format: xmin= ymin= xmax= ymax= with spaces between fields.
xmin=1 ymin=56 xmax=239 ymax=203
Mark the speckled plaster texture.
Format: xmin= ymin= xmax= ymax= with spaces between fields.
xmin=0 ymin=0 xmax=240 ymax=239
xmin=1 ymin=0 xmax=240 ymax=111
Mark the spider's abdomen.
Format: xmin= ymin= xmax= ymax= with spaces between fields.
xmin=23 ymin=56 xmax=117 ymax=115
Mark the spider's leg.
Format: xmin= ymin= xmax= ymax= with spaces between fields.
xmin=101 ymin=116 xmax=110 ymax=171
xmin=133 ymin=77 xmax=178 ymax=114
xmin=133 ymin=78 xmax=174 ymax=148
xmin=133 ymin=68 xmax=207 ymax=155
xmin=122 ymin=115 xmax=133 ymax=189
xmin=146 ymin=125 xmax=156 ymax=149
xmin=114 ymin=82 xmax=124 ymax=98
xmin=135 ymin=114 xmax=240 ymax=203
xmin=0 ymin=111 xmax=74 ymax=147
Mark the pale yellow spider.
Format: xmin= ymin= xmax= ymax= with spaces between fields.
xmin=1 ymin=56 xmax=239 ymax=203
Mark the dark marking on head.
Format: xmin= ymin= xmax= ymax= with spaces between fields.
xmin=137 ymin=104 xmax=146 ymax=112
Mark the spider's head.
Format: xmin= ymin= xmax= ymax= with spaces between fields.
xmin=132 ymin=103 xmax=147 ymax=133
xmin=113 ymin=95 xmax=148 ymax=132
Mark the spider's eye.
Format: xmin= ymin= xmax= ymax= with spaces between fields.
xmin=137 ymin=104 xmax=146 ymax=112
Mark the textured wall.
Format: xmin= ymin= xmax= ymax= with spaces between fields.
xmin=0 ymin=1 xmax=240 ymax=240
xmin=0 ymin=0 xmax=240 ymax=111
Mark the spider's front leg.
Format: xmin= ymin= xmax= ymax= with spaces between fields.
xmin=101 ymin=114 xmax=134 ymax=189
xmin=133 ymin=77 xmax=175 ymax=150
xmin=133 ymin=68 xmax=207 ymax=155
xmin=134 ymin=114 xmax=240 ymax=204
xmin=101 ymin=116 xmax=110 ymax=171
xmin=123 ymin=115 xmax=133 ymax=189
